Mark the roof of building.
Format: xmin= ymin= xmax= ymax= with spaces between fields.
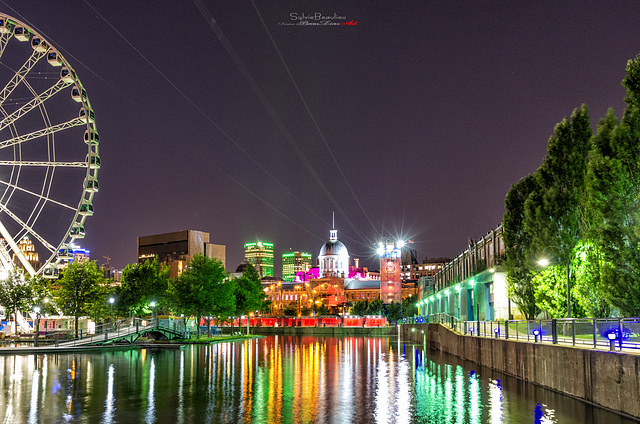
xmin=319 ymin=239 xmax=349 ymax=257
xmin=344 ymin=279 xmax=381 ymax=290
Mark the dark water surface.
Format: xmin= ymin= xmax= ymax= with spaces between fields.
xmin=0 ymin=336 xmax=635 ymax=423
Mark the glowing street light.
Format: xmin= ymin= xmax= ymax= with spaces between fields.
xmin=150 ymin=301 xmax=157 ymax=322
xmin=109 ymin=297 xmax=115 ymax=323
xmin=537 ymin=258 xmax=550 ymax=267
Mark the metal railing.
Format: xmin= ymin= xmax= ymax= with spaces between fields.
xmin=403 ymin=315 xmax=640 ymax=351
xmin=54 ymin=317 xmax=160 ymax=347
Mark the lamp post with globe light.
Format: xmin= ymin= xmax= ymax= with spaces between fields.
xmin=109 ymin=297 xmax=115 ymax=327
xmin=150 ymin=301 xmax=157 ymax=324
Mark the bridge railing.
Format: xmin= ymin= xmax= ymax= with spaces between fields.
xmin=54 ymin=317 xmax=157 ymax=347
xmin=403 ymin=315 xmax=640 ymax=351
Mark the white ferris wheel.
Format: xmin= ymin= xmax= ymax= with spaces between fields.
xmin=0 ymin=14 xmax=99 ymax=279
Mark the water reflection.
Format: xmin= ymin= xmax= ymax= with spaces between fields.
xmin=0 ymin=337 xmax=636 ymax=423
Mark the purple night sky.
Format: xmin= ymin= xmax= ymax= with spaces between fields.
xmin=4 ymin=1 xmax=640 ymax=274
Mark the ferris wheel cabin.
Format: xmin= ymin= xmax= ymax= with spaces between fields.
xmin=60 ymin=67 xmax=76 ymax=83
xmin=72 ymin=86 xmax=87 ymax=103
xmin=14 ymin=26 xmax=30 ymax=42
xmin=84 ymin=177 xmax=99 ymax=192
xmin=79 ymin=107 xmax=95 ymax=123
xmin=0 ymin=18 xmax=12 ymax=34
xmin=43 ymin=265 xmax=59 ymax=279
xmin=70 ymin=224 xmax=85 ymax=238
xmin=79 ymin=202 xmax=94 ymax=216
xmin=84 ymin=129 xmax=99 ymax=145
xmin=47 ymin=51 xmax=62 ymax=67
xmin=31 ymin=37 xmax=48 ymax=52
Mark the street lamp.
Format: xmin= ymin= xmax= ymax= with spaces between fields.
xmin=109 ymin=297 xmax=115 ymax=325
xmin=150 ymin=301 xmax=157 ymax=323
xmin=33 ymin=306 xmax=41 ymax=347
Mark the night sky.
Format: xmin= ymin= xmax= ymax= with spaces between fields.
xmin=4 ymin=1 xmax=640 ymax=274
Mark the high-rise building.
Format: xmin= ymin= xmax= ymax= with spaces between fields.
xmin=282 ymin=251 xmax=312 ymax=281
xmin=244 ymin=241 xmax=274 ymax=278
xmin=138 ymin=230 xmax=226 ymax=278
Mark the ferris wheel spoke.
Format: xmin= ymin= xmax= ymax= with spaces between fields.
xmin=0 ymin=240 xmax=13 ymax=272
xmin=0 ymin=79 xmax=72 ymax=131
xmin=0 ymin=160 xmax=87 ymax=167
xmin=0 ymin=203 xmax=56 ymax=254
xmin=0 ymin=177 xmax=78 ymax=211
xmin=0 ymin=116 xmax=85 ymax=149
xmin=0 ymin=219 xmax=37 ymax=275
xmin=0 ymin=32 xmax=13 ymax=62
xmin=0 ymin=49 xmax=47 ymax=106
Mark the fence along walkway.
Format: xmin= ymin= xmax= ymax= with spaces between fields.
xmin=54 ymin=318 xmax=187 ymax=347
xmin=407 ymin=313 xmax=640 ymax=352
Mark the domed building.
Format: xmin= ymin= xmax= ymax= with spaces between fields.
xmin=318 ymin=229 xmax=349 ymax=278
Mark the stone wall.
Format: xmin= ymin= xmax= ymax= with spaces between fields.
xmin=399 ymin=323 xmax=640 ymax=419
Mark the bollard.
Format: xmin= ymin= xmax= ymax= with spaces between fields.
xmin=55 ymin=335 xmax=59 ymax=347
xmin=551 ymin=319 xmax=558 ymax=344
xmin=608 ymin=333 xmax=616 ymax=351
xmin=505 ymin=320 xmax=509 ymax=340
xmin=105 ymin=330 xmax=108 ymax=341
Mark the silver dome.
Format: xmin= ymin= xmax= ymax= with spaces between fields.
xmin=319 ymin=240 xmax=349 ymax=257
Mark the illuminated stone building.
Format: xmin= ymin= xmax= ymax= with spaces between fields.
xmin=282 ymin=250 xmax=312 ymax=281
xmin=244 ymin=241 xmax=274 ymax=278
xmin=137 ymin=230 xmax=226 ymax=278
xmin=263 ymin=228 xmax=426 ymax=316
xmin=15 ymin=236 xmax=40 ymax=271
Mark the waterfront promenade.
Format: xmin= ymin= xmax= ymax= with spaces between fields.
xmin=400 ymin=320 xmax=640 ymax=421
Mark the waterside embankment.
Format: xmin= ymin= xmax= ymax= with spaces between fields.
xmin=399 ymin=323 xmax=640 ymax=420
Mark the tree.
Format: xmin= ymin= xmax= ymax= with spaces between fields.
xmin=366 ymin=299 xmax=383 ymax=316
xmin=167 ymin=254 xmax=232 ymax=339
xmin=234 ymin=264 xmax=264 ymax=318
xmin=402 ymin=296 xmax=417 ymax=318
xmin=525 ymin=105 xmax=592 ymax=318
xmin=117 ymin=258 xmax=170 ymax=316
xmin=585 ymin=54 xmax=640 ymax=315
xmin=55 ymin=261 xmax=107 ymax=336
xmin=283 ymin=304 xmax=297 ymax=316
xmin=350 ymin=300 xmax=368 ymax=316
xmin=503 ymin=175 xmax=539 ymax=319
xmin=316 ymin=304 xmax=329 ymax=316
xmin=0 ymin=267 xmax=34 ymax=333
xmin=386 ymin=301 xmax=402 ymax=324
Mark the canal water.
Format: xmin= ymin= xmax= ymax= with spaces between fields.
xmin=0 ymin=335 xmax=635 ymax=423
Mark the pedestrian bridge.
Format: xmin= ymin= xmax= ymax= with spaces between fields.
xmin=55 ymin=318 xmax=187 ymax=347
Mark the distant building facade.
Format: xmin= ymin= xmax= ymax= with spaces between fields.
xmin=15 ymin=236 xmax=40 ymax=272
xmin=244 ymin=241 xmax=274 ymax=278
xmin=137 ymin=230 xmax=226 ymax=278
xmin=418 ymin=225 xmax=512 ymax=321
xmin=401 ymin=256 xmax=448 ymax=280
xmin=262 ymin=227 xmax=422 ymax=316
xmin=282 ymin=250 xmax=312 ymax=281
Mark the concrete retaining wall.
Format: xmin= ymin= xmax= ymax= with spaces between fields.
xmin=399 ymin=323 xmax=640 ymax=419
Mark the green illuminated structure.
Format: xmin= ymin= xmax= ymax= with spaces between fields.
xmin=244 ymin=241 xmax=274 ymax=278
xmin=282 ymin=251 xmax=312 ymax=281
